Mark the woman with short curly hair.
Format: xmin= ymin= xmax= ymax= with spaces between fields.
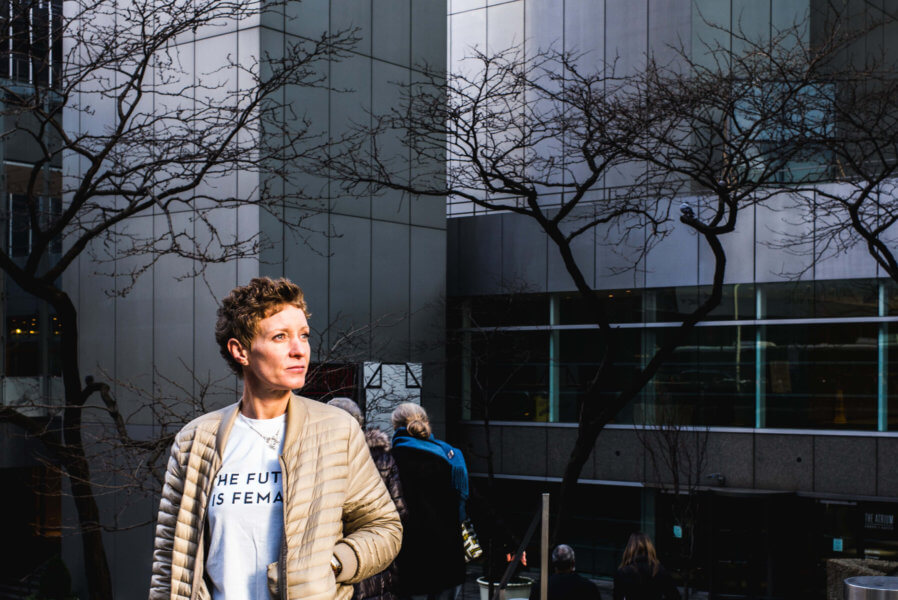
xmin=150 ymin=277 xmax=402 ymax=600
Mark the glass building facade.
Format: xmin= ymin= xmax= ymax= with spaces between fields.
xmin=451 ymin=278 xmax=898 ymax=431
xmin=447 ymin=0 xmax=898 ymax=597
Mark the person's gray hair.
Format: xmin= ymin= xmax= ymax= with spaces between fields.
xmin=327 ymin=397 xmax=364 ymax=427
xmin=552 ymin=544 xmax=575 ymax=570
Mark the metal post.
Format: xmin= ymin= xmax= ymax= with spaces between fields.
xmin=541 ymin=493 xmax=549 ymax=600
xmin=879 ymin=281 xmax=888 ymax=432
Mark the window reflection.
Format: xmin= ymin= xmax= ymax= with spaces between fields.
xmin=763 ymin=323 xmax=878 ymax=429
xmin=451 ymin=279 xmax=898 ymax=428
xmin=465 ymin=330 xmax=549 ymax=421
xmin=648 ymin=326 xmax=755 ymax=427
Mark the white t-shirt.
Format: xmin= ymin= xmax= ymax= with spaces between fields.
xmin=206 ymin=413 xmax=286 ymax=600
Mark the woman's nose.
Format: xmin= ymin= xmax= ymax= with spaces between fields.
xmin=290 ymin=336 xmax=307 ymax=355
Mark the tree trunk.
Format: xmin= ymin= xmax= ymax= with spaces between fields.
xmin=51 ymin=289 xmax=114 ymax=599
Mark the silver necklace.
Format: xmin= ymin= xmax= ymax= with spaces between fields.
xmin=240 ymin=414 xmax=283 ymax=451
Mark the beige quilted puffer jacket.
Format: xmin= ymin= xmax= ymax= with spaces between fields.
xmin=149 ymin=394 xmax=402 ymax=600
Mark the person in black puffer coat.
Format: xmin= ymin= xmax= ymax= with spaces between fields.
xmin=328 ymin=398 xmax=408 ymax=600
xmin=391 ymin=403 xmax=467 ymax=600
xmin=613 ymin=533 xmax=680 ymax=600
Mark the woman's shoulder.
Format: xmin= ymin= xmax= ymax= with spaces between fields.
xmin=175 ymin=403 xmax=234 ymax=439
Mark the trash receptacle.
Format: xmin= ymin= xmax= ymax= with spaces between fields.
xmin=845 ymin=576 xmax=898 ymax=600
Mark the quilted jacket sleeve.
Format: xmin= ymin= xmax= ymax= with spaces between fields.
xmin=334 ymin=421 xmax=402 ymax=583
xmin=149 ymin=433 xmax=186 ymax=600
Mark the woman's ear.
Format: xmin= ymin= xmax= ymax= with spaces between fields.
xmin=227 ymin=338 xmax=249 ymax=367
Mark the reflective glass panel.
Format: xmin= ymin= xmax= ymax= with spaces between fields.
xmin=762 ymin=323 xmax=878 ymax=429
xmin=647 ymin=326 xmax=756 ymax=427
xmin=466 ymin=330 xmax=549 ymax=421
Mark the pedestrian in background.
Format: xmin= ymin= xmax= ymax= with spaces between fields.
xmin=613 ymin=533 xmax=680 ymax=600
xmin=529 ymin=544 xmax=601 ymax=600
xmin=328 ymin=397 xmax=408 ymax=600
xmin=390 ymin=402 xmax=468 ymax=600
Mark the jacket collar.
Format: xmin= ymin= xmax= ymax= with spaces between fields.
xmin=216 ymin=392 xmax=309 ymax=459
xmin=283 ymin=393 xmax=308 ymax=455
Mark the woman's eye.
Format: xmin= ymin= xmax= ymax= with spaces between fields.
xmin=274 ymin=333 xmax=286 ymax=340
xmin=300 ymin=333 xmax=310 ymax=341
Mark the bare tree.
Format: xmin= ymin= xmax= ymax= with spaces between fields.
xmin=314 ymin=24 xmax=827 ymax=539
xmin=0 ymin=0 xmax=359 ymax=595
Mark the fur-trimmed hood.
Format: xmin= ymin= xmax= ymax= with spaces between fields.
xmin=365 ymin=428 xmax=391 ymax=451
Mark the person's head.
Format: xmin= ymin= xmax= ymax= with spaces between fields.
xmin=327 ymin=397 xmax=364 ymax=427
xmin=215 ymin=277 xmax=311 ymax=390
xmin=390 ymin=402 xmax=431 ymax=439
xmin=551 ymin=544 xmax=576 ymax=573
xmin=620 ymin=532 xmax=659 ymax=575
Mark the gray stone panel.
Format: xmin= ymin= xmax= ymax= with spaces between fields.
xmin=486 ymin=1 xmax=522 ymax=54
xmin=525 ymin=0 xmax=563 ymax=55
xmin=284 ymin=0 xmax=329 ymax=39
xmin=814 ymin=436 xmax=876 ymax=496
xmin=594 ymin=428 xmax=645 ymax=482
xmin=452 ymin=0 xmax=485 ymax=13
xmin=649 ymin=0 xmax=692 ymax=64
xmin=371 ymin=220 xmax=411 ymax=362
xmin=447 ymin=219 xmax=461 ymax=295
xmin=76 ymin=239 xmax=117 ymax=398
xmin=373 ymin=0 xmax=411 ymax=66
xmin=645 ymin=213 xmax=700 ymax=289
xmin=328 ymin=214 xmax=372 ymax=348
xmin=605 ymin=0 xmax=647 ymax=76
xmin=410 ymin=226 xmax=447 ymax=358
xmin=108 ymin=424 xmax=157 ymax=599
xmin=453 ymin=214 xmax=503 ymax=295
xmin=113 ymin=221 xmax=156 ymax=424
xmin=755 ymin=191 xmax=814 ymax=282
xmin=501 ymin=213 xmax=547 ymax=293
xmin=705 ymin=432 xmax=754 ymax=489
xmin=190 ymin=210 xmax=242 ymax=409
xmin=330 ymin=52 xmax=373 ymax=219
xmin=877 ymin=438 xmax=898 ymax=497
xmin=500 ymin=426 xmax=547 ymax=477
xmin=546 ymin=427 xmax=588 ymax=479
xmin=595 ymin=204 xmax=647 ymax=291
xmin=450 ymin=8 xmax=486 ymax=65
xmin=280 ymin=211 xmax=331 ymax=338
xmin=732 ymin=0 xmax=771 ymax=54
xmin=332 ymin=0 xmax=371 ymax=41
xmin=371 ymin=61 xmax=412 ymax=223
xmin=564 ymin=0 xmax=605 ymax=62
xmin=754 ymin=434 xmax=814 ymax=491
xmin=412 ymin=0 xmax=447 ymax=69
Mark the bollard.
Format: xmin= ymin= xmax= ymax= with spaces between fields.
xmin=845 ymin=576 xmax=898 ymax=600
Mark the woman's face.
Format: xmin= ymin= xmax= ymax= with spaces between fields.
xmin=233 ymin=304 xmax=310 ymax=393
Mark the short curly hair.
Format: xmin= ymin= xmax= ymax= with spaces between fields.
xmin=215 ymin=277 xmax=310 ymax=376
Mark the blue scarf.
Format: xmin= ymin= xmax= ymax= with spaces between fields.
xmin=392 ymin=427 xmax=469 ymax=520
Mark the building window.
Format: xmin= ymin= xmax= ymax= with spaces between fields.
xmin=452 ymin=279 xmax=898 ymax=429
xmin=0 ymin=0 xmax=62 ymax=89
xmin=7 ymin=194 xmax=62 ymax=257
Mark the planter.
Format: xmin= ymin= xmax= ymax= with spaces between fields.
xmin=476 ymin=576 xmax=534 ymax=600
